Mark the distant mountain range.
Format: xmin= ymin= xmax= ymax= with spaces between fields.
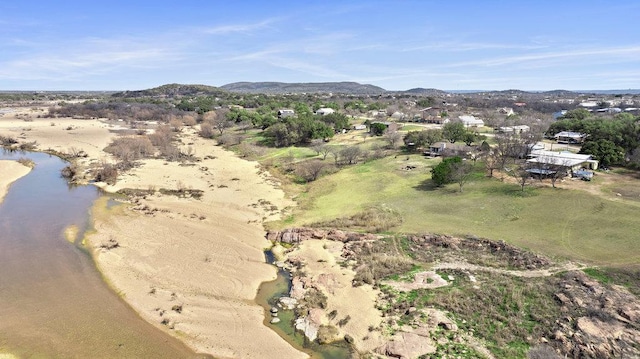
xmin=220 ymin=81 xmax=386 ymax=94
xmin=111 ymin=83 xmax=226 ymax=98
xmin=109 ymin=82 xmax=640 ymax=97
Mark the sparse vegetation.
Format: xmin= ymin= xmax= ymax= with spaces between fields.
xmin=16 ymin=157 xmax=35 ymax=168
xmin=310 ymin=205 xmax=402 ymax=232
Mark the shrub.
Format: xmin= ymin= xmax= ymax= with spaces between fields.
xmin=431 ymin=156 xmax=462 ymax=186
xmin=217 ymin=133 xmax=241 ymax=147
xmin=61 ymin=164 xmax=78 ymax=179
xmin=16 ymin=157 xmax=35 ymax=168
xmin=18 ymin=141 xmax=38 ymax=151
xmin=317 ymin=325 xmax=340 ymax=344
xmin=148 ymin=125 xmax=173 ymax=147
xmin=94 ymin=163 xmax=118 ymax=184
xmin=104 ymin=136 xmax=155 ymax=164
xmin=0 ymin=135 xmax=18 ymax=146
xmin=353 ymin=254 xmax=413 ymax=286
xmin=311 ymin=205 xmax=402 ymax=232
xmin=199 ymin=123 xmax=215 ymax=139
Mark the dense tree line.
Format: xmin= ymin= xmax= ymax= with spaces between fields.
xmin=263 ymin=116 xmax=335 ymax=147
xmin=48 ymin=101 xmax=182 ymax=122
xmin=547 ymin=113 xmax=639 ymax=166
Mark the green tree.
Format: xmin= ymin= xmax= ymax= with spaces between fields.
xmin=442 ymin=122 xmax=466 ymax=143
xmin=422 ymin=129 xmax=443 ymax=146
xmin=370 ymin=122 xmax=387 ymax=136
xmin=403 ymin=129 xmax=442 ymax=149
xmin=560 ymin=108 xmax=590 ymax=120
xmin=579 ymin=139 xmax=624 ymax=167
xmin=431 ymin=156 xmax=462 ymax=186
xmin=416 ymin=97 xmax=435 ymax=108
xmin=319 ymin=113 xmax=350 ymax=131
xmin=462 ymin=131 xmax=478 ymax=146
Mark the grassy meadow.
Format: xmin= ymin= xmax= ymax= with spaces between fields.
xmin=269 ymin=152 xmax=640 ymax=267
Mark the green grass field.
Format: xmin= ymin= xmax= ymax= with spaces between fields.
xmin=273 ymin=154 xmax=640 ymax=267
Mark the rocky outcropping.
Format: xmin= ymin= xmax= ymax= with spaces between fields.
xmin=266 ymin=227 xmax=378 ymax=244
xmin=549 ymin=271 xmax=640 ymax=358
xmin=376 ymin=309 xmax=458 ymax=359
xmin=407 ymin=233 xmax=552 ymax=270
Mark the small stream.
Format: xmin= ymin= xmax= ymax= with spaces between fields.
xmin=0 ymin=150 xmax=205 ymax=358
xmin=255 ymin=250 xmax=353 ymax=359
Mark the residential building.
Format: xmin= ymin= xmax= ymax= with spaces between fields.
xmin=554 ymin=131 xmax=587 ymax=144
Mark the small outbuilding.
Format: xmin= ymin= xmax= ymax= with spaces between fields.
xmin=278 ymin=109 xmax=295 ymax=118
xmin=554 ymin=131 xmax=586 ymax=144
xmin=315 ymin=108 xmax=335 ymax=116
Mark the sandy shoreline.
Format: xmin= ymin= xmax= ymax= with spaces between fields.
xmin=0 ymin=160 xmax=31 ymax=203
xmin=1 ymin=112 xmax=305 ymax=358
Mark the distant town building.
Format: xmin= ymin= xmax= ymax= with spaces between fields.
xmin=498 ymin=125 xmax=530 ymax=133
xmin=554 ymin=131 xmax=587 ymax=144
xmin=315 ymin=107 xmax=335 ymax=116
xmin=527 ymin=149 xmax=599 ymax=172
xmin=277 ymin=109 xmax=295 ymax=118
xmin=458 ymin=115 xmax=484 ymax=127
xmin=579 ymin=101 xmax=598 ymax=108
xmin=498 ymin=107 xmax=515 ymax=116
xmin=553 ymin=110 xmax=568 ymax=120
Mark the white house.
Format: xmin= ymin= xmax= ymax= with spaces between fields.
xmin=579 ymin=101 xmax=598 ymax=108
xmin=527 ymin=149 xmax=599 ymax=171
xmin=458 ymin=115 xmax=484 ymax=127
xmin=278 ymin=109 xmax=295 ymax=118
xmin=498 ymin=125 xmax=530 ymax=133
xmin=554 ymin=131 xmax=587 ymax=144
xmin=391 ymin=111 xmax=406 ymax=120
xmin=315 ymin=107 xmax=335 ymax=116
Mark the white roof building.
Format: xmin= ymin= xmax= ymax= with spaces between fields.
xmin=579 ymin=101 xmax=598 ymax=108
xmin=527 ymin=150 xmax=598 ymax=170
xmin=458 ymin=115 xmax=484 ymax=127
xmin=315 ymin=107 xmax=335 ymax=116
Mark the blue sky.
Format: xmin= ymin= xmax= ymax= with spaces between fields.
xmin=1 ymin=1 xmax=639 ymax=91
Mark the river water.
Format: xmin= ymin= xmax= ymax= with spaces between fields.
xmin=0 ymin=150 xmax=206 ymax=358
xmin=255 ymin=251 xmax=353 ymax=359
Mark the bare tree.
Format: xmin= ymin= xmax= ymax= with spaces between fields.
xmin=340 ymin=146 xmax=362 ymax=165
xmin=296 ymin=159 xmax=327 ymax=182
xmin=148 ymin=125 xmax=173 ymax=148
xmin=212 ymin=117 xmax=233 ymax=135
xmin=315 ymin=144 xmax=332 ymax=160
xmin=384 ymin=129 xmax=403 ymax=149
xmin=105 ymin=136 xmax=155 ymax=168
xmin=505 ymin=163 xmax=531 ymax=192
xmin=493 ymin=133 xmax=528 ymax=180
xmin=549 ymin=164 xmax=569 ymax=188
xmin=169 ymin=118 xmax=183 ymax=132
xmin=450 ymin=161 xmax=475 ymax=192
xmin=484 ymin=149 xmax=499 ymax=178
xmin=330 ymin=147 xmax=341 ymax=165
xmin=311 ymin=140 xmax=324 ymax=155
xmin=199 ymin=122 xmax=215 ymax=138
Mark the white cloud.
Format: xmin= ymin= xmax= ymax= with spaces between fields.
xmin=402 ymin=41 xmax=547 ymax=52
xmin=199 ymin=18 xmax=280 ymax=35
xmin=443 ymin=45 xmax=640 ymax=68
xmin=0 ymin=37 xmax=178 ymax=81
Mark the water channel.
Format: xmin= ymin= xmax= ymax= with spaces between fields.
xmin=255 ymin=251 xmax=353 ymax=359
xmin=0 ymin=150 xmax=207 ymax=358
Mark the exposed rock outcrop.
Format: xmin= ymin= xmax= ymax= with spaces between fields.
xmin=549 ymin=271 xmax=640 ymax=358
xmin=266 ymin=227 xmax=378 ymax=244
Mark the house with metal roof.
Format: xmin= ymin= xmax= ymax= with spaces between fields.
xmin=458 ymin=115 xmax=484 ymax=127
xmin=315 ymin=107 xmax=335 ymax=116
xmin=554 ymin=131 xmax=587 ymax=144
xmin=526 ymin=149 xmax=598 ymax=176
